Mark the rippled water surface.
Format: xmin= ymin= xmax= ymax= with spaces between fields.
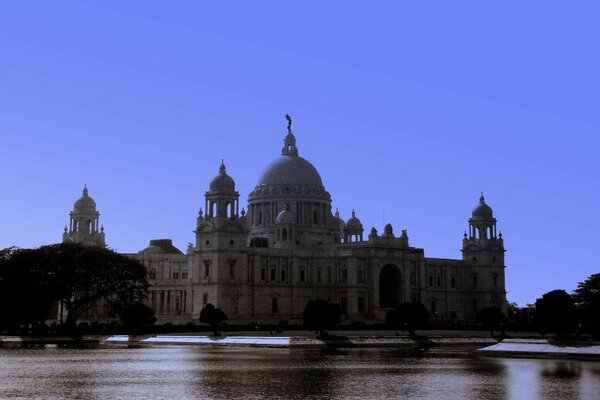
xmin=1 ymin=346 xmax=599 ymax=399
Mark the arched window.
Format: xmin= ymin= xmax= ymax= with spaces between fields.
xmin=226 ymin=202 xmax=232 ymax=218
xmin=211 ymin=202 xmax=217 ymax=217
xmin=282 ymin=229 xmax=288 ymax=241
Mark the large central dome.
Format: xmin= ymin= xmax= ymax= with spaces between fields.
xmin=257 ymin=155 xmax=323 ymax=187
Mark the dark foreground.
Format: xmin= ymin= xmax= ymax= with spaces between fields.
xmin=1 ymin=346 xmax=599 ymax=400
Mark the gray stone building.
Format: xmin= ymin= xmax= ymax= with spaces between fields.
xmin=64 ymin=121 xmax=507 ymax=325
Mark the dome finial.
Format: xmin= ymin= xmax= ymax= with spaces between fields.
xmin=480 ymin=192 xmax=485 ymax=204
xmin=282 ymin=114 xmax=299 ymax=156
xmin=83 ymin=184 xmax=88 ymax=196
xmin=352 ymin=209 xmax=356 ymax=217
xmin=219 ymin=159 xmax=226 ymax=174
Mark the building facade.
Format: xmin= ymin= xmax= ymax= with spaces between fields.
xmin=64 ymin=120 xmax=507 ymax=325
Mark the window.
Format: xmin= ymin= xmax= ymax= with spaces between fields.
xmin=300 ymin=269 xmax=306 ymax=282
xmin=181 ymin=272 xmax=188 ymax=279
xmin=340 ymin=296 xmax=347 ymax=315
xmin=431 ymin=301 xmax=437 ymax=314
xmin=272 ymin=297 xmax=278 ymax=313
xmin=204 ymin=260 xmax=211 ymax=278
xmin=281 ymin=268 xmax=286 ymax=282
xmin=472 ymin=275 xmax=478 ymax=289
xmin=313 ymin=210 xmax=318 ymax=224
xmin=358 ymin=297 xmax=366 ymax=314
xmin=271 ymin=268 xmax=277 ymax=281
xmin=149 ymin=269 xmax=157 ymax=280
xmin=410 ymin=272 xmax=416 ymax=285
xmin=339 ymin=267 xmax=347 ymax=283
xmin=261 ymin=268 xmax=266 ymax=281
xmin=436 ymin=276 xmax=441 ymax=287
xmin=429 ymin=276 xmax=433 ymax=287
xmin=451 ymin=276 xmax=456 ymax=288
xmin=173 ymin=272 xmax=179 ymax=279
xmin=202 ymin=293 xmax=208 ymax=305
xmin=473 ymin=300 xmax=478 ymax=312
xmin=357 ymin=264 xmax=367 ymax=283
xmin=317 ymin=269 xmax=322 ymax=283
xmin=229 ymin=260 xmax=236 ymax=279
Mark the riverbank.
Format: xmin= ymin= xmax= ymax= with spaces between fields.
xmin=478 ymin=338 xmax=600 ymax=361
xmin=3 ymin=331 xmax=600 ymax=361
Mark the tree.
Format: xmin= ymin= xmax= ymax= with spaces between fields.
xmin=0 ymin=243 xmax=148 ymax=333
xmin=573 ymin=273 xmax=600 ymax=339
xmin=385 ymin=302 xmax=429 ymax=337
xmin=535 ymin=289 xmax=577 ymax=337
xmin=302 ymin=299 xmax=342 ymax=337
xmin=0 ymin=247 xmax=59 ymax=332
xmin=119 ymin=302 xmax=156 ymax=332
xmin=476 ymin=306 xmax=507 ymax=336
xmin=199 ymin=303 xmax=228 ymax=336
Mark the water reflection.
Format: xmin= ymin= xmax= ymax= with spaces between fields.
xmin=0 ymin=347 xmax=599 ymax=399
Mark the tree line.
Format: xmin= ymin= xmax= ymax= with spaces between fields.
xmin=1 ymin=242 xmax=598 ymax=340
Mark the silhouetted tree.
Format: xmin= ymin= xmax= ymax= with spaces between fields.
xmin=119 ymin=302 xmax=156 ymax=332
xmin=303 ymin=299 xmax=342 ymax=337
xmin=573 ymin=273 xmax=600 ymax=339
xmin=385 ymin=302 xmax=429 ymax=337
xmin=535 ymin=289 xmax=577 ymax=337
xmin=0 ymin=247 xmax=57 ymax=332
xmin=199 ymin=303 xmax=228 ymax=336
xmin=476 ymin=306 xmax=507 ymax=336
xmin=0 ymin=244 xmax=148 ymax=333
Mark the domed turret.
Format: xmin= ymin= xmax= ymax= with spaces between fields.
xmin=204 ymin=160 xmax=240 ymax=220
xmin=344 ymin=210 xmax=364 ymax=242
xmin=208 ymin=160 xmax=236 ymax=194
xmin=63 ymin=184 xmax=105 ymax=247
xmin=466 ymin=193 xmax=498 ymax=242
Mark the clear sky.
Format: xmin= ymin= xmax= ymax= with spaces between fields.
xmin=1 ymin=2 xmax=598 ymax=307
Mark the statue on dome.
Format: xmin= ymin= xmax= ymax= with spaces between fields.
xmin=285 ymin=114 xmax=292 ymax=134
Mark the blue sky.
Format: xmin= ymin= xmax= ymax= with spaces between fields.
xmin=1 ymin=2 xmax=598 ymax=306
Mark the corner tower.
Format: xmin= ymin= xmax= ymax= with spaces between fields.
xmin=62 ymin=185 xmax=106 ymax=247
xmin=462 ymin=193 xmax=505 ymax=264
xmin=247 ymin=115 xmax=335 ymax=247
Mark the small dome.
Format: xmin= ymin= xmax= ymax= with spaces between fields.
xmin=209 ymin=161 xmax=236 ymax=194
xmin=472 ymin=193 xmax=494 ymax=220
xmin=140 ymin=239 xmax=183 ymax=255
xmin=74 ymin=185 xmax=96 ymax=213
xmin=333 ymin=208 xmax=346 ymax=228
xmin=276 ymin=209 xmax=296 ymax=225
xmin=346 ymin=210 xmax=363 ymax=230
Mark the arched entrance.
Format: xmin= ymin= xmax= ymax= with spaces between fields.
xmin=379 ymin=264 xmax=402 ymax=308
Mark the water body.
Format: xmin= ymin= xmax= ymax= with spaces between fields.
xmin=1 ymin=347 xmax=599 ymax=399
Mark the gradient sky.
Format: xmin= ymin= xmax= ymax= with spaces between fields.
xmin=1 ymin=2 xmax=598 ymax=306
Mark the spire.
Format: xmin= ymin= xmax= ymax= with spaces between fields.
xmin=219 ymin=159 xmax=226 ymax=174
xmin=83 ymin=184 xmax=88 ymax=196
xmin=282 ymin=114 xmax=299 ymax=156
xmin=480 ymin=192 xmax=485 ymax=204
